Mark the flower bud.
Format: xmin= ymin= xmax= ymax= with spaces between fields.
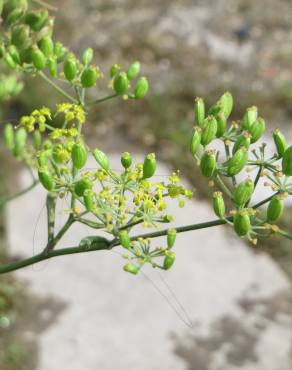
xmin=38 ymin=36 xmax=54 ymax=57
xmin=38 ymin=168 xmax=55 ymax=191
xmin=241 ymin=106 xmax=258 ymax=130
xmin=216 ymin=112 xmax=227 ymax=138
xmin=249 ymin=117 xmax=265 ymax=143
xmin=71 ymin=142 xmax=87 ymax=169
xmin=82 ymin=48 xmax=94 ymax=65
xmin=4 ymin=124 xmax=14 ymax=150
xmin=225 ymin=147 xmax=248 ymax=177
xmin=83 ymin=189 xmax=94 ymax=212
xmin=142 ymin=153 xmax=156 ymax=179
xmin=63 ymin=56 xmax=77 ymax=81
xmin=190 ymin=127 xmax=201 ymax=157
xmin=134 ymin=77 xmax=149 ymax=99
xmin=121 ymin=152 xmax=132 ymax=169
xmin=167 ymin=228 xmax=176 ymax=249
xmin=273 ymin=129 xmax=287 ymax=158
xmin=232 ymin=133 xmax=250 ymax=154
xmin=81 ymin=67 xmax=98 ymax=88
xmin=13 ymin=127 xmax=27 ymax=157
xmin=194 ymin=97 xmax=205 ymax=127
xmin=43 ymin=139 xmax=53 ymax=150
xmin=233 ymin=210 xmax=251 ymax=236
xmin=267 ymin=195 xmax=284 ymax=222
xmin=200 ymin=116 xmax=217 ymax=146
xmin=32 ymin=47 xmax=46 ymax=70
xmin=93 ymin=148 xmax=110 ymax=171
xmin=52 ymin=145 xmax=70 ymax=163
xmin=33 ymin=130 xmax=42 ymax=150
xmin=74 ymin=178 xmax=92 ymax=197
xmin=200 ymin=150 xmax=216 ymax=178
xmin=282 ymin=146 xmax=292 ymax=176
xmin=213 ymin=192 xmax=225 ymax=218
xmin=119 ymin=231 xmax=131 ymax=249
xmin=123 ymin=263 xmax=139 ymax=275
xmin=113 ymin=72 xmax=129 ymax=95
xmin=233 ymin=178 xmax=254 ymax=206
xmin=127 ymin=61 xmax=140 ymax=80
xmin=163 ymin=251 xmax=176 ymax=270
xmin=219 ymin=91 xmax=233 ymax=118
xmin=48 ymin=57 xmax=58 ymax=77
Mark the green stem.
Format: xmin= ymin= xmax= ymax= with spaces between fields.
xmin=215 ymin=175 xmax=233 ymax=198
xmin=87 ymin=93 xmax=118 ymax=106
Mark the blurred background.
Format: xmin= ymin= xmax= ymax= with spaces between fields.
xmin=1 ymin=0 xmax=292 ymax=369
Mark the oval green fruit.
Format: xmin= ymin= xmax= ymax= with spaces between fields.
xmin=190 ymin=127 xmax=201 ymax=157
xmin=163 ymin=251 xmax=176 ymax=270
xmin=127 ymin=61 xmax=140 ymax=80
xmin=113 ymin=72 xmax=129 ymax=95
xmin=93 ymin=149 xmax=110 ymax=171
xmin=233 ymin=210 xmax=251 ymax=236
xmin=74 ymin=178 xmax=92 ymax=197
xmin=134 ymin=77 xmax=148 ymax=99
xmin=71 ymin=142 xmax=87 ymax=169
xmin=233 ymin=178 xmax=254 ymax=207
xmin=32 ymin=47 xmax=46 ymax=70
xmin=267 ymin=195 xmax=284 ymax=222
xmin=282 ymin=146 xmax=292 ymax=176
xmin=121 ymin=152 xmax=132 ymax=169
xmin=142 ymin=153 xmax=156 ymax=179
xmin=212 ymin=191 xmax=225 ymax=218
xmin=194 ymin=97 xmax=205 ymax=127
xmin=200 ymin=116 xmax=217 ymax=146
xmin=123 ymin=263 xmax=139 ymax=275
xmin=63 ymin=57 xmax=77 ymax=81
xmin=4 ymin=124 xmax=15 ymax=150
xmin=273 ymin=129 xmax=287 ymax=158
xmin=38 ymin=168 xmax=55 ymax=191
xmin=81 ymin=67 xmax=98 ymax=88
xmin=200 ymin=151 xmax=216 ymax=178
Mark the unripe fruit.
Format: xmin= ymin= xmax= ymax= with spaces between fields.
xmin=71 ymin=142 xmax=87 ymax=169
xmin=163 ymin=251 xmax=176 ymax=270
xmin=219 ymin=91 xmax=233 ymax=118
xmin=110 ymin=64 xmax=120 ymax=78
xmin=127 ymin=61 xmax=140 ymax=80
xmin=121 ymin=152 xmax=132 ymax=169
xmin=134 ymin=77 xmax=148 ymax=99
xmin=54 ymin=42 xmax=66 ymax=62
xmin=200 ymin=116 xmax=217 ymax=146
xmin=7 ymin=0 xmax=28 ymax=12
xmin=48 ymin=57 xmax=57 ymax=77
xmin=4 ymin=54 xmax=17 ymax=69
xmin=63 ymin=57 xmax=77 ymax=81
xmin=225 ymin=147 xmax=248 ymax=177
xmin=33 ymin=130 xmax=42 ymax=150
xmin=190 ymin=127 xmax=201 ymax=157
xmin=249 ymin=117 xmax=265 ymax=143
xmin=74 ymin=178 xmax=92 ymax=197
xmin=93 ymin=149 xmax=110 ymax=171
xmin=273 ymin=129 xmax=287 ymax=158
xmin=20 ymin=46 xmax=33 ymax=64
xmin=11 ymin=25 xmax=30 ymax=48
xmin=143 ymin=153 xmax=156 ymax=179
xmin=213 ymin=192 xmax=225 ymax=218
xmin=233 ymin=178 xmax=254 ymax=207
xmin=37 ymin=152 xmax=48 ymax=167
xmin=119 ymin=231 xmax=131 ymax=249
xmin=167 ymin=228 xmax=176 ymax=249
xmin=282 ymin=146 xmax=292 ymax=176
xmin=208 ymin=102 xmax=222 ymax=116
xmin=232 ymin=133 xmax=250 ymax=154
xmin=241 ymin=106 xmax=258 ymax=130
xmin=38 ymin=168 xmax=55 ymax=191
xmin=4 ymin=124 xmax=14 ymax=150
xmin=82 ymin=48 xmax=94 ymax=65
xmin=194 ymin=97 xmax=205 ymax=127
xmin=267 ymin=195 xmax=284 ymax=222
xmin=123 ymin=263 xmax=139 ymax=275
xmin=38 ymin=36 xmax=54 ymax=57
xmin=233 ymin=210 xmax=251 ymax=236
xmin=7 ymin=8 xmax=24 ymax=25
xmin=32 ymin=47 xmax=46 ymax=70
xmin=113 ymin=72 xmax=129 ymax=95
xmin=81 ymin=67 xmax=98 ymax=88
xmin=13 ymin=127 xmax=27 ymax=157
xmin=216 ymin=112 xmax=227 ymax=138
xmin=29 ymin=10 xmax=48 ymax=31
xmin=83 ymin=189 xmax=94 ymax=212
xmin=200 ymin=150 xmax=216 ymax=178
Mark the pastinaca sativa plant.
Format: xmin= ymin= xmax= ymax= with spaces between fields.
xmin=0 ymin=0 xmax=291 ymax=276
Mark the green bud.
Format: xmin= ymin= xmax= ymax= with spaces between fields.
xmin=219 ymin=91 xmax=233 ymax=118
xmin=93 ymin=148 xmax=110 ymax=171
xmin=216 ymin=112 xmax=227 ymax=138
xmin=4 ymin=124 xmax=15 ymax=150
xmin=38 ymin=36 xmax=54 ymax=57
xmin=113 ymin=72 xmax=129 ymax=95
xmin=127 ymin=61 xmax=140 ymax=80
xmin=13 ymin=127 xmax=27 ymax=157
xmin=163 ymin=251 xmax=176 ymax=270
xmin=38 ymin=168 xmax=55 ymax=191
xmin=71 ymin=142 xmax=87 ymax=169
xmin=282 ymin=146 xmax=292 ymax=176
xmin=83 ymin=189 xmax=94 ymax=212
xmin=121 ymin=152 xmax=132 ymax=169
xmin=63 ymin=57 xmax=77 ymax=81
xmin=134 ymin=77 xmax=149 ymax=99
xmin=232 ymin=133 xmax=250 ymax=154
xmin=119 ymin=231 xmax=131 ymax=249
xmin=82 ymin=48 xmax=94 ymax=65
xmin=110 ymin=64 xmax=120 ymax=78
xmin=212 ymin=192 xmax=225 ymax=218
xmin=267 ymin=195 xmax=284 ymax=222
xmin=81 ymin=67 xmax=98 ymax=88
xmin=273 ymin=129 xmax=287 ymax=158
xmin=52 ymin=145 xmax=70 ymax=163
xmin=249 ymin=117 xmax=265 ymax=143
xmin=48 ymin=57 xmax=58 ymax=77
xmin=233 ymin=178 xmax=254 ymax=207
xmin=43 ymin=139 xmax=53 ymax=150
xmin=200 ymin=116 xmax=217 ymax=146
xmin=74 ymin=178 xmax=92 ymax=197
xmin=167 ymin=228 xmax=176 ymax=249
xmin=33 ymin=130 xmax=42 ymax=150
xmin=11 ymin=25 xmax=30 ymax=48
xmin=225 ymin=147 xmax=248 ymax=177
xmin=123 ymin=263 xmax=139 ymax=275
xmin=143 ymin=153 xmax=156 ymax=179
xmin=7 ymin=8 xmax=24 ymax=25
xmin=32 ymin=47 xmax=46 ymax=70
xmin=241 ymin=106 xmax=258 ymax=130
xmin=190 ymin=127 xmax=201 ymax=157
xmin=194 ymin=97 xmax=205 ymax=127
xmin=233 ymin=210 xmax=251 ymax=236
xmin=200 ymin=150 xmax=217 ymax=178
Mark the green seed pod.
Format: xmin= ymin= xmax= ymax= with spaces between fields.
xmin=190 ymin=127 xmax=202 ymax=157
xmin=30 ymin=10 xmax=48 ymax=31
xmin=127 ymin=61 xmax=140 ymax=80
xmin=200 ymin=150 xmax=217 ymax=178
xmin=123 ymin=263 xmax=139 ymax=275
xmin=54 ymin=42 xmax=66 ymax=62
xmin=13 ymin=127 xmax=27 ymax=157
xmin=74 ymin=178 xmax=92 ymax=197
xmin=225 ymin=147 xmax=248 ymax=177
xmin=142 ymin=153 xmax=156 ymax=179
xmin=32 ymin=47 xmax=46 ymax=70
xmin=71 ymin=142 xmax=87 ymax=169
xmin=273 ymin=129 xmax=287 ymax=158
xmin=19 ymin=46 xmax=33 ymax=64
xmin=38 ymin=36 xmax=54 ymax=57
xmin=82 ymin=48 xmax=94 ymax=65
xmin=83 ymin=189 xmax=94 ymax=212
xmin=212 ymin=191 xmax=225 ymax=218
xmin=194 ymin=97 xmax=205 ymax=127
xmin=113 ymin=72 xmax=129 ymax=95
xmin=33 ymin=129 xmax=42 ymax=150
xmin=233 ymin=178 xmax=254 ymax=206
xmin=267 ymin=195 xmax=284 ymax=222
xmin=7 ymin=0 xmax=28 ymax=12
xmin=232 ymin=133 xmax=250 ymax=155
xmin=216 ymin=112 xmax=227 ymax=138
xmin=119 ymin=231 xmax=131 ymax=249
xmin=163 ymin=251 xmax=176 ymax=270
xmin=110 ymin=64 xmax=120 ymax=78
xmin=81 ymin=67 xmax=98 ymax=88
xmin=233 ymin=210 xmax=251 ymax=236
xmin=241 ymin=106 xmax=258 ymax=130
xmin=48 ymin=57 xmax=58 ymax=77
xmin=200 ymin=116 xmax=217 ymax=146
xmin=219 ymin=91 xmax=233 ymax=118
xmin=167 ymin=228 xmax=176 ymax=249
xmin=11 ymin=25 xmax=30 ymax=48
xmin=38 ymin=168 xmax=55 ymax=191
xmin=7 ymin=8 xmax=24 ymax=25
xmin=134 ymin=77 xmax=149 ymax=99
xmin=93 ymin=149 xmax=110 ymax=171
xmin=63 ymin=57 xmax=77 ymax=81
xmin=208 ymin=102 xmax=222 ymax=116
xmin=4 ymin=54 xmax=17 ymax=69
xmin=4 ymin=124 xmax=15 ymax=150
xmin=249 ymin=117 xmax=265 ymax=143
xmin=37 ymin=152 xmax=48 ymax=167
xmin=121 ymin=152 xmax=132 ymax=169
xmin=282 ymin=146 xmax=292 ymax=176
